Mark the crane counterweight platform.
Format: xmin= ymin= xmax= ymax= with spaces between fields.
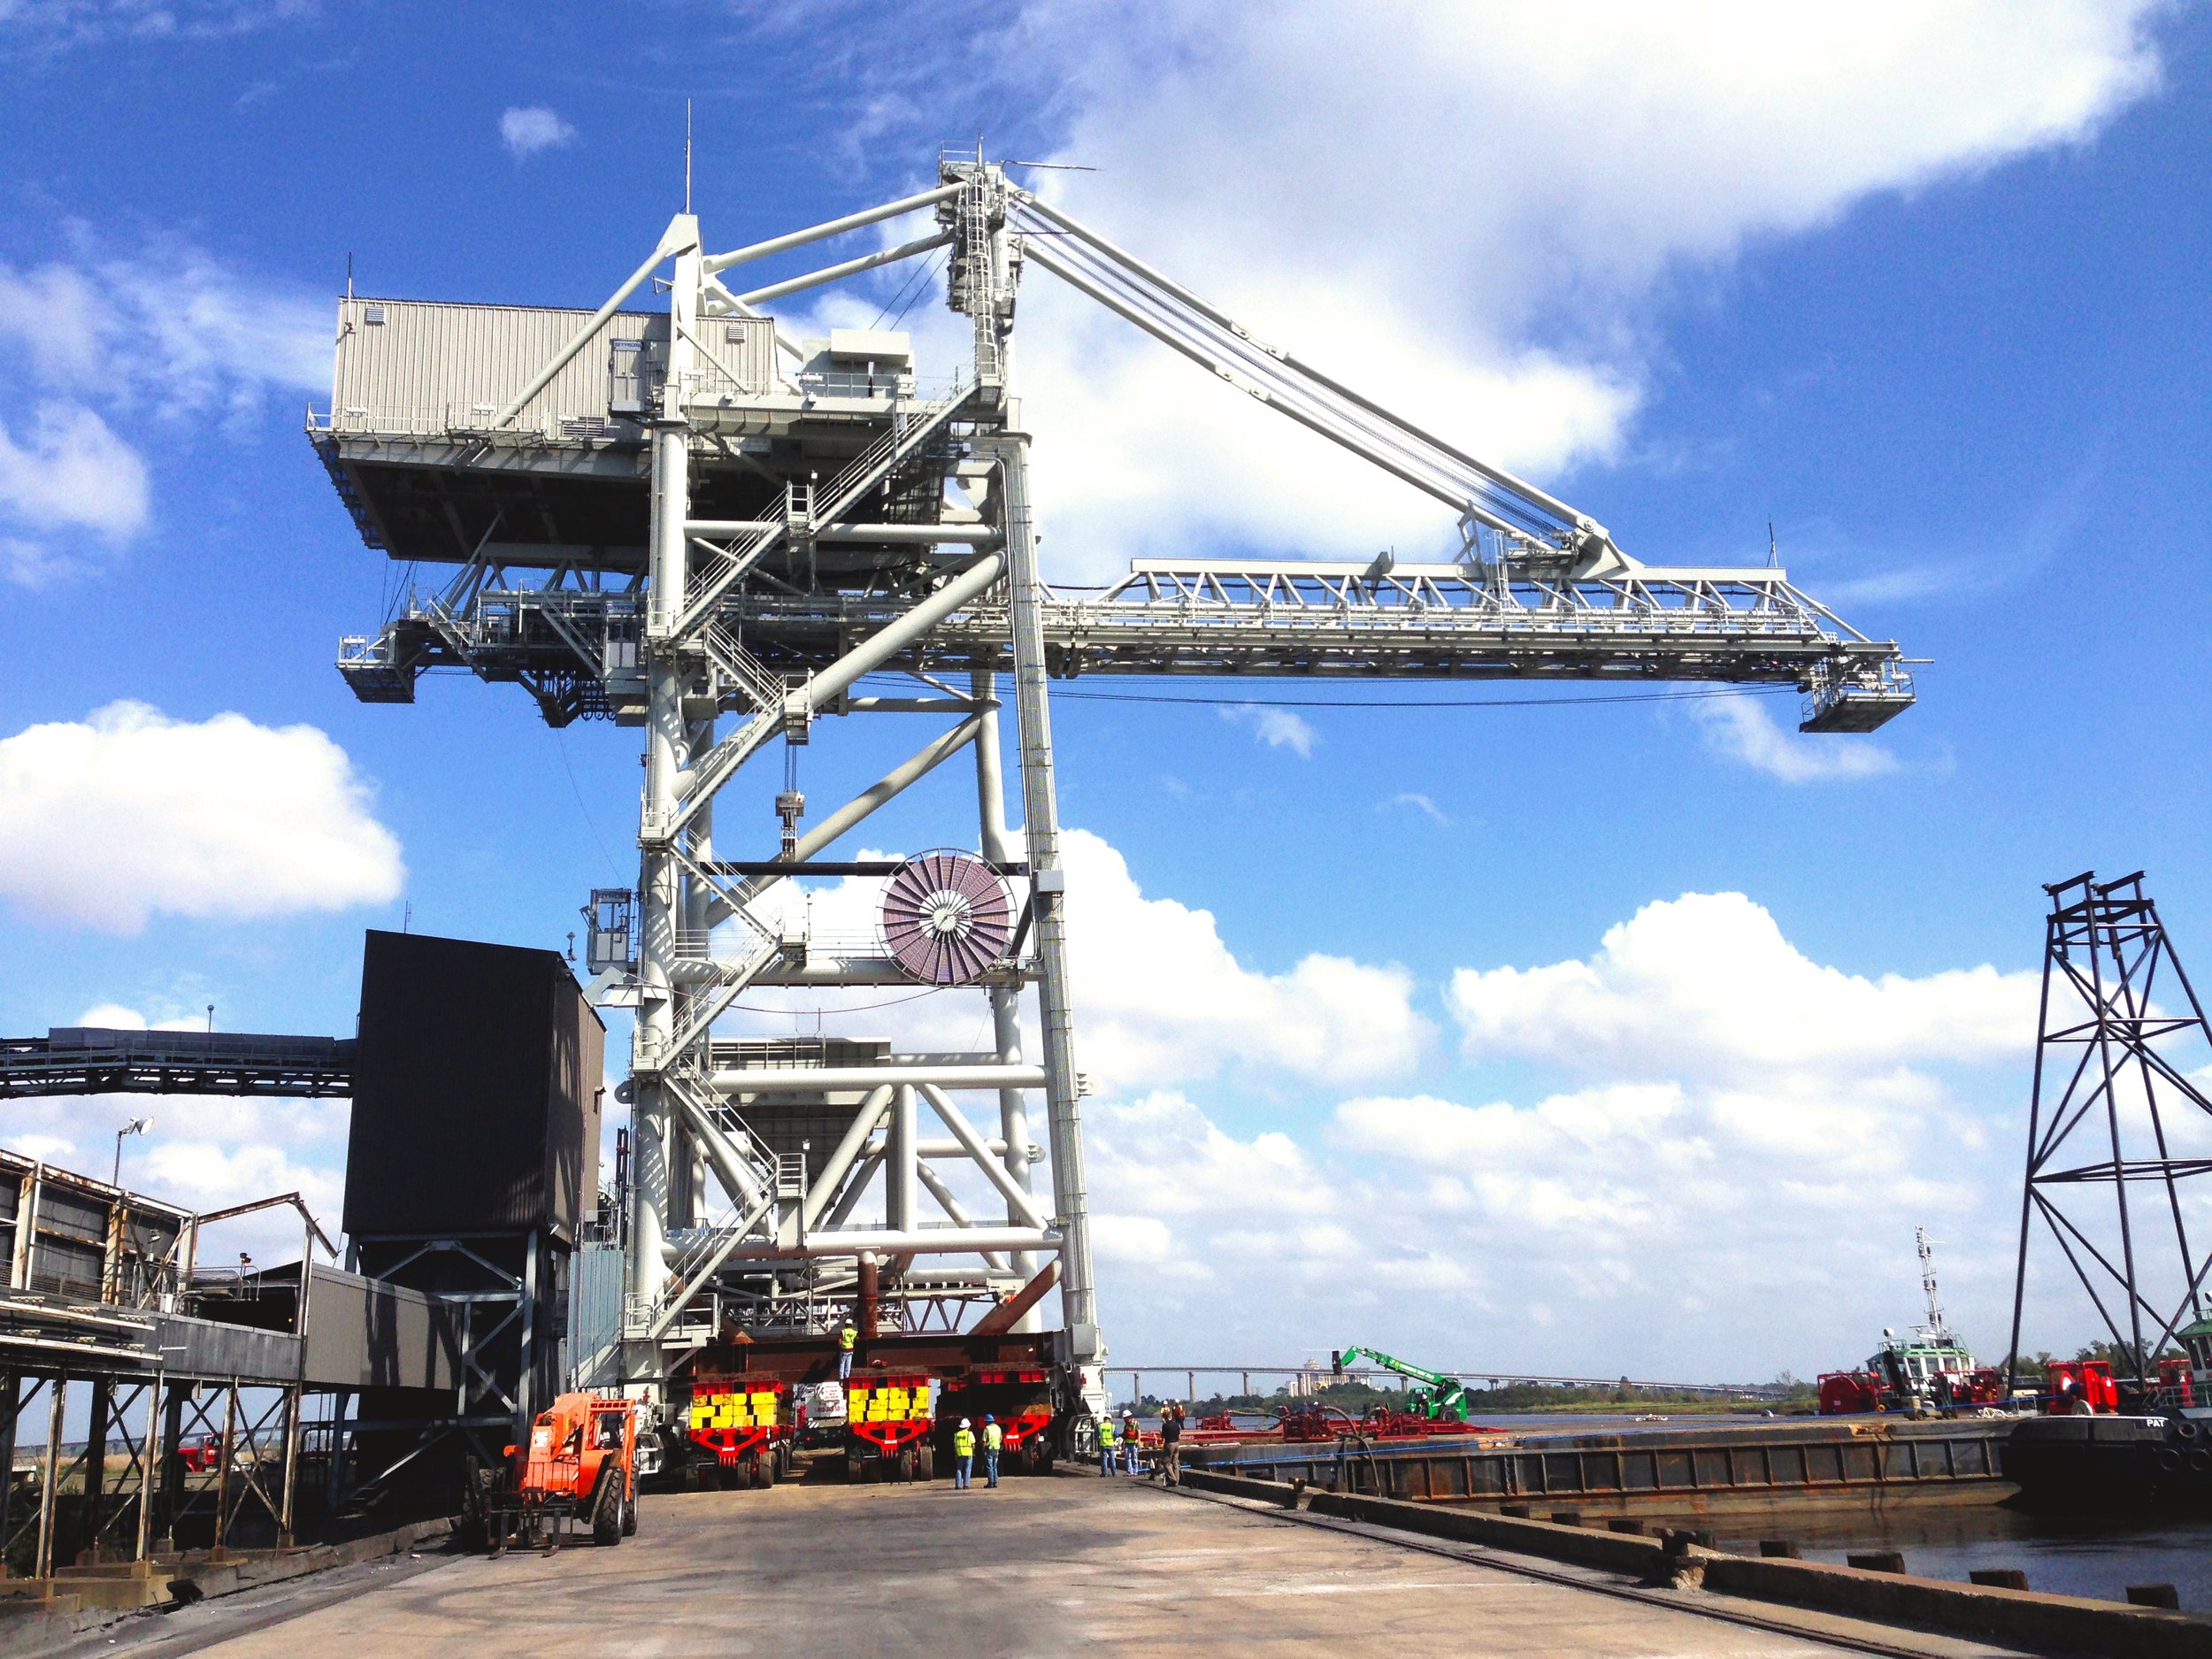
xmin=315 ymin=150 xmax=1916 ymax=1463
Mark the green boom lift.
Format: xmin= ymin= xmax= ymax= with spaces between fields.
xmin=1332 ymin=1347 xmax=1475 ymax=1421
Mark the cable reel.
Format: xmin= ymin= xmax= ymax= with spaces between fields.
xmin=879 ymin=849 xmax=1016 ymax=985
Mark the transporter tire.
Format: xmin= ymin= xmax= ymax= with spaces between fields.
xmin=917 ymin=1444 xmax=935 ymax=1482
xmin=593 ymin=1476 xmax=623 ymax=1548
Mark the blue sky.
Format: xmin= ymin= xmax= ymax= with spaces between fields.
xmin=2 ymin=1 xmax=2208 ymax=1381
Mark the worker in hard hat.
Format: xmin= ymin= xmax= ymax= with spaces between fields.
xmin=1121 ymin=1409 xmax=1141 ymax=1474
xmin=1096 ymin=1411 xmax=1118 ymax=1476
xmin=982 ymin=1413 xmax=1003 ymax=1487
xmin=837 ymin=1322 xmax=857 ymax=1380
xmin=953 ymin=1417 xmax=976 ymax=1489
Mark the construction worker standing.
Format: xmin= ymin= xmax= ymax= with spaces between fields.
xmin=982 ymin=1414 xmax=1003 ymax=1487
xmin=953 ymin=1417 xmax=976 ymax=1488
xmin=837 ymin=1323 xmax=857 ymax=1380
xmin=1121 ymin=1409 xmax=1142 ymax=1474
xmin=1096 ymin=1412 xmax=1118 ymax=1476
xmin=1159 ymin=1400 xmax=1186 ymax=1486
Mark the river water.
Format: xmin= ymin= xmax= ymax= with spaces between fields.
xmin=1152 ymin=1409 xmax=2212 ymax=1609
xmin=1518 ymin=1413 xmax=2212 ymax=1609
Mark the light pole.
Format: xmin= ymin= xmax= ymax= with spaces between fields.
xmin=113 ymin=1117 xmax=152 ymax=1187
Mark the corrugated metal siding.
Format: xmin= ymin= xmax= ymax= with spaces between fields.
xmin=332 ymin=297 xmax=663 ymax=437
xmin=693 ymin=316 xmax=778 ymax=399
xmin=567 ymin=1241 xmax=624 ymax=1392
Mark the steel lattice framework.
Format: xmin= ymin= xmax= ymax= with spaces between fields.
xmin=316 ymin=153 xmax=1916 ymax=1428
xmin=2006 ymin=872 xmax=2212 ymax=1386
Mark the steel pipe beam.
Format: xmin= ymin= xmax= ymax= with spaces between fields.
xmin=712 ymin=1064 xmax=1045 ymax=1093
xmin=703 ymin=184 xmax=961 ymax=274
xmin=682 ymin=521 xmax=999 ymax=545
xmin=919 ymin=1083 xmax=1048 ymax=1231
xmin=717 ymin=1226 xmax=1058 ymax=1260
xmin=787 ymin=554 xmax=1004 ymax=718
xmin=733 ymin=231 xmax=953 ymax=307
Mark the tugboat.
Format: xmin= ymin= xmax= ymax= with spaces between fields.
xmin=2004 ymin=1324 xmax=2210 ymax=1512
xmin=1817 ymin=1230 xmax=2008 ymax=1415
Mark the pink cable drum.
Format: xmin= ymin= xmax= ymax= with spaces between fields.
xmin=880 ymin=850 xmax=1016 ymax=985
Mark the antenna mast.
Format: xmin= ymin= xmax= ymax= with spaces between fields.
xmin=1917 ymin=1226 xmax=1948 ymax=1341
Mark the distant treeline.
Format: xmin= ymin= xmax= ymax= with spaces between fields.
xmin=1128 ymin=1376 xmax=1816 ymax=1416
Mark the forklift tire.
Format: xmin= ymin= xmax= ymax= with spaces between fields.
xmin=593 ymin=1477 xmax=623 ymax=1548
xmin=622 ymin=1491 xmax=638 ymax=1537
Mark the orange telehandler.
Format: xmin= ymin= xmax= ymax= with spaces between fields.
xmin=469 ymin=1393 xmax=639 ymax=1553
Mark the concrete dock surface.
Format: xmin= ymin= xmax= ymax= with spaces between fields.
xmin=81 ymin=1475 xmax=2052 ymax=1659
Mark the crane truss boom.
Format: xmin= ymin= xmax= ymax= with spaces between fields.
xmin=337 ymin=556 xmax=1909 ymax=730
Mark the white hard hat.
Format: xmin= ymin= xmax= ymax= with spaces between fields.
xmin=960 ymin=1417 xmax=972 ymax=1427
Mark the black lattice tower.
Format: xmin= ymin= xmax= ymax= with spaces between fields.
xmin=2007 ymin=871 xmax=2212 ymax=1386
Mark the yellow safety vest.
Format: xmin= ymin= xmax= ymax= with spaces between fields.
xmin=839 ymin=1327 xmax=856 ymax=1350
xmin=984 ymin=1423 xmax=1003 ymax=1450
xmin=954 ymin=1428 xmax=976 ymax=1456
xmin=1097 ymin=1418 xmax=1117 ymax=1447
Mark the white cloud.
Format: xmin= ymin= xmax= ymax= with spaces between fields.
xmin=0 ymin=701 xmax=404 ymax=933
xmin=0 ymin=237 xmax=327 ymax=416
xmin=73 ymin=1001 xmax=202 ymax=1031
xmin=984 ymin=0 xmax=2166 ymax=575
xmin=501 ymin=105 xmax=576 ymax=160
xmin=1381 ymin=792 xmax=1449 ymax=826
xmin=1448 ymin=890 xmax=2036 ymax=1077
xmin=0 ymin=0 xmax=315 ymax=49
xmin=1219 ymin=703 xmax=1317 ymax=758
xmin=1 ymin=1089 xmax=349 ymax=1263
xmin=0 ymin=238 xmax=328 ymax=579
xmin=0 ymin=402 xmax=149 ymax=537
xmin=1076 ymin=891 xmax=2056 ymax=1377
xmin=1694 ymin=694 xmax=1899 ymax=783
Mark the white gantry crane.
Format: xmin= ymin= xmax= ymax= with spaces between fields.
xmin=319 ymin=152 xmax=1913 ymax=1425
